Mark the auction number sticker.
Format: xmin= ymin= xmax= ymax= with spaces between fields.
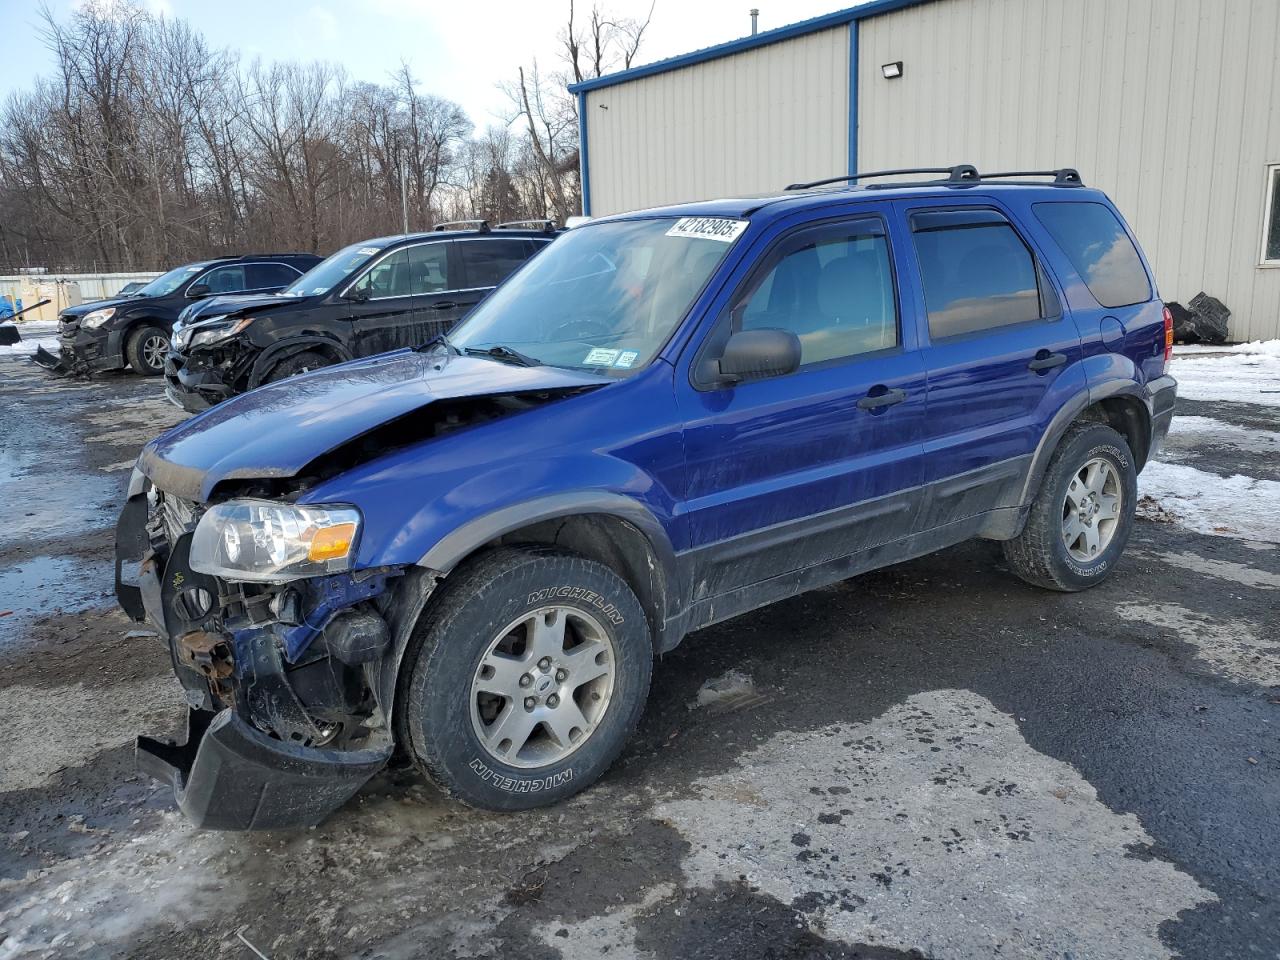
xmin=665 ymin=217 xmax=748 ymax=243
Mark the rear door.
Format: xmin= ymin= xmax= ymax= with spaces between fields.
xmin=677 ymin=211 xmax=929 ymax=602
xmin=245 ymin=262 xmax=305 ymax=293
xmin=453 ymin=237 xmax=539 ymax=316
xmin=896 ymin=200 xmax=1085 ymax=529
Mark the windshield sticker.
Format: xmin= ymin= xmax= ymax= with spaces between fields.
xmin=665 ymin=217 xmax=747 ymax=243
xmin=583 ymin=348 xmax=620 ymax=366
xmin=356 ymin=247 xmax=381 ymax=255
xmin=613 ymin=351 xmax=639 ymax=368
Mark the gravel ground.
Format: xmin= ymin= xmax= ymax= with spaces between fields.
xmin=0 ymin=348 xmax=1276 ymax=960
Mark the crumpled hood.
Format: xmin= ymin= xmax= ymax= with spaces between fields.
xmin=179 ymin=292 xmax=295 ymax=324
xmin=138 ymin=350 xmax=606 ymax=501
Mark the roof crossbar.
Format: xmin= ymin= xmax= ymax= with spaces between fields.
xmin=433 ymin=219 xmax=490 ymax=233
xmin=785 ymin=164 xmax=1084 ymax=191
xmin=496 ymin=219 xmax=558 ymax=234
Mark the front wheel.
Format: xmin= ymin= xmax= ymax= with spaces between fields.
xmin=126 ymin=325 xmax=169 ymax=376
xmin=399 ymin=546 xmax=652 ymax=810
xmin=264 ymin=349 xmax=329 ymax=383
xmin=1003 ymin=421 xmax=1137 ymax=592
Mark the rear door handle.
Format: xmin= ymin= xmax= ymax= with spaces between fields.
xmin=856 ymin=387 xmax=907 ymax=411
xmin=1028 ymin=350 xmax=1067 ymax=372
xmin=430 ymin=301 xmax=458 ymax=311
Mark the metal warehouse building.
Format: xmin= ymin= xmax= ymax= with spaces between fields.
xmin=570 ymin=0 xmax=1280 ymax=342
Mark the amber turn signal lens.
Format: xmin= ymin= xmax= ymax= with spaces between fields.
xmin=308 ymin=522 xmax=357 ymax=562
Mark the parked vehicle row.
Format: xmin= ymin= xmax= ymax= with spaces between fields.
xmin=115 ymin=166 xmax=1176 ymax=831
xmin=163 ymin=222 xmax=556 ymax=411
xmin=34 ymin=254 xmax=322 ymax=376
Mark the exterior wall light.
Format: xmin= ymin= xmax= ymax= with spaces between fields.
xmin=882 ymin=61 xmax=904 ymax=79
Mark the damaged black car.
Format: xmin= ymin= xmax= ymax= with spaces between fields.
xmin=162 ymin=222 xmax=556 ymax=411
xmin=35 ymin=253 xmax=321 ymax=376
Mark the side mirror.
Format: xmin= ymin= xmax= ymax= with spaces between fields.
xmin=186 ymin=283 xmax=211 ymax=299
xmin=716 ymin=328 xmax=801 ymax=383
xmin=344 ymin=284 xmax=369 ymax=304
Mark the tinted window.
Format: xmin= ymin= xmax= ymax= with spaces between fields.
xmin=352 ymin=249 xmax=411 ymax=300
xmin=407 ymin=242 xmax=450 ymax=295
xmin=741 ymin=220 xmax=897 ymax=365
xmin=461 ymin=239 xmax=529 ymax=288
xmin=910 ymin=209 xmax=1043 ymax=338
xmin=1034 ymin=201 xmax=1151 ymax=307
xmin=200 ymin=264 xmax=248 ymax=294
xmin=283 ymin=241 xmax=388 ymax=297
xmin=247 ymin=262 xmax=300 ymax=289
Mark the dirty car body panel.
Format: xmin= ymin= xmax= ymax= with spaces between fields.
xmin=119 ymin=174 xmax=1175 ymax=829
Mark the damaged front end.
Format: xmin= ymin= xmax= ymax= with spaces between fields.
xmin=116 ymin=474 xmax=402 ymax=830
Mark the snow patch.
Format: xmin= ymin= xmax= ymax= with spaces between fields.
xmin=1116 ymin=601 xmax=1280 ymax=687
xmin=1163 ymin=415 xmax=1280 ymax=454
xmin=1138 ymin=460 xmax=1280 ymax=542
xmin=1170 ymin=349 xmax=1280 ymax=407
xmin=690 ymin=668 xmax=761 ymax=712
xmin=1136 ymin=549 xmax=1280 ymax=590
xmin=650 ymin=690 xmax=1213 ymax=960
xmin=0 ymin=320 xmax=58 ymax=358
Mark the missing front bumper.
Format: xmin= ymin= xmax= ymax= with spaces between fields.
xmin=137 ymin=707 xmax=392 ymax=830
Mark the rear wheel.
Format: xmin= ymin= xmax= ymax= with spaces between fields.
xmin=1003 ymin=421 xmax=1137 ymax=591
xmin=399 ymin=546 xmax=652 ymax=810
xmin=264 ymin=350 xmax=329 ymax=383
xmin=126 ymin=325 xmax=169 ymax=376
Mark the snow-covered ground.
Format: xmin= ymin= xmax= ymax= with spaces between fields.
xmin=1170 ymin=341 xmax=1280 ymax=407
xmin=1139 ymin=341 xmax=1280 ymax=542
xmin=0 ymin=320 xmax=58 ymax=357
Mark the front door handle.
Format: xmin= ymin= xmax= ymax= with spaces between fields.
xmin=856 ymin=387 xmax=907 ymax=411
xmin=430 ymin=301 xmax=458 ymax=311
xmin=1028 ymin=350 xmax=1067 ymax=372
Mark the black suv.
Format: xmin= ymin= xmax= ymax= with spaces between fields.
xmin=35 ymin=254 xmax=322 ymax=377
xmin=163 ymin=222 xmax=556 ymax=411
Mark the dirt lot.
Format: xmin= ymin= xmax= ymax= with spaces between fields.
xmin=0 ymin=341 xmax=1277 ymax=960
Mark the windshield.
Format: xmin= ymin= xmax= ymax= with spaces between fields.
xmin=282 ymin=241 xmax=389 ymax=297
xmin=450 ymin=217 xmax=742 ymax=373
xmin=134 ymin=263 xmax=208 ymax=298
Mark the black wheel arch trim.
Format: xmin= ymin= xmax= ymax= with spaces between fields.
xmin=415 ymin=492 xmax=684 ymax=638
xmin=248 ymin=336 xmax=353 ymax=387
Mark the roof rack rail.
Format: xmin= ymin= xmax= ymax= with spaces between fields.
xmin=496 ymin=219 xmax=558 ymax=234
xmin=433 ymin=219 xmax=490 ymax=233
xmin=785 ymin=164 xmax=1084 ymax=191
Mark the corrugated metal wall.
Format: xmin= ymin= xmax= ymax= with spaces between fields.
xmin=584 ymin=26 xmax=850 ymax=216
xmin=858 ymin=0 xmax=1280 ymax=342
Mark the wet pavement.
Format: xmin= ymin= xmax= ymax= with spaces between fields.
xmin=0 ymin=350 xmax=1276 ymax=960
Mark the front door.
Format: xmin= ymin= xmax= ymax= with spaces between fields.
xmin=348 ymin=241 xmax=459 ymax=354
xmin=677 ymin=213 xmax=928 ymax=603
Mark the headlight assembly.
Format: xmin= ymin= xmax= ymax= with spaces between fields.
xmin=189 ymin=499 xmax=361 ymax=582
xmin=186 ymin=316 xmax=252 ymax=350
xmin=81 ymin=307 xmax=115 ymax=329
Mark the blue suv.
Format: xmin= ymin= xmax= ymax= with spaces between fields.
xmin=116 ymin=165 xmax=1176 ymax=829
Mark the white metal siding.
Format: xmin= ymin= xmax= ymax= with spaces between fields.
xmin=585 ymin=27 xmax=850 ymax=216
xmin=857 ymin=0 xmax=1280 ymax=341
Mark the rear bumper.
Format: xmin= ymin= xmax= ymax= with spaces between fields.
xmin=1147 ymin=374 xmax=1177 ymax=459
xmin=137 ymin=707 xmax=391 ymax=830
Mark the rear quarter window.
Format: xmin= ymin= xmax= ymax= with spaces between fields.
xmin=1033 ymin=201 xmax=1151 ymax=308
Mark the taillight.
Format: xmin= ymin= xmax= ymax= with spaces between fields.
xmin=1162 ymin=305 xmax=1174 ymax=362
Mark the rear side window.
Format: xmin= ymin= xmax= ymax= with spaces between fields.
xmin=460 ymin=239 xmax=530 ymax=288
xmin=910 ymin=208 xmax=1049 ymax=339
xmin=199 ymin=264 xmax=248 ymax=294
xmin=247 ymin=263 xmax=300 ymax=289
xmin=740 ymin=218 xmax=897 ymax=366
xmin=1034 ymin=201 xmax=1151 ymax=308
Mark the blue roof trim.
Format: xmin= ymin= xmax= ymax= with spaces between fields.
xmin=567 ymin=0 xmax=933 ymax=94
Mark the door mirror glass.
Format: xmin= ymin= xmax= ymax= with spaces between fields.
xmin=717 ymin=328 xmax=801 ymax=383
xmin=186 ymin=283 xmax=211 ymax=299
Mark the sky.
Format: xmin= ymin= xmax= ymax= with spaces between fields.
xmin=0 ymin=0 xmax=856 ymax=129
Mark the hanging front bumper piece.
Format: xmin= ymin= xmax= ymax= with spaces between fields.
xmin=136 ymin=707 xmax=391 ymax=831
